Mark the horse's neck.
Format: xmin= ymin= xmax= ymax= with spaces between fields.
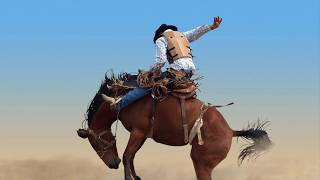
xmin=91 ymin=102 xmax=117 ymax=129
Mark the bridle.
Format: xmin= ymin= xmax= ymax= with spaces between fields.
xmin=87 ymin=128 xmax=116 ymax=158
xmin=81 ymin=102 xmax=120 ymax=159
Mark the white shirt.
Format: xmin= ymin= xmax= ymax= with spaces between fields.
xmin=154 ymin=25 xmax=212 ymax=73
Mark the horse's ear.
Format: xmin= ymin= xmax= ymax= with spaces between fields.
xmin=77 ymin=129 xmax=89 ymax=139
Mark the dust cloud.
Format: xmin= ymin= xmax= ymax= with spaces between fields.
xmin=0 ymin=156 xmax=319 ymax=180
xmin=0 ymin=157 xmax=107 ymax=180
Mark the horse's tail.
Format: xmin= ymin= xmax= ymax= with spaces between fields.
xmin=232 ymin=120 xmax=272 ymax=165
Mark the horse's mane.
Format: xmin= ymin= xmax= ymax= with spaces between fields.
xmin=85 ymin=71 xmax=132 ymax=126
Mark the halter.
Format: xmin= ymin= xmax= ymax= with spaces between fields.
xmin=81 ymin=104 xmax=121 ymax=159
xmin=86 ymin=128 xmax=116 ymax=158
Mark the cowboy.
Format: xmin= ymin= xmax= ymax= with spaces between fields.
xmin=103 ymin=17 xmax=222 ymax=110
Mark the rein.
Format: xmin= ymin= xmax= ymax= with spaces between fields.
xmin=87 ymin=108 xmax=121 ymax=158
xmin=86 ymin=128 xmax=116 ymax=158
xmin=78 ymin=101 xmax=121 ymax=159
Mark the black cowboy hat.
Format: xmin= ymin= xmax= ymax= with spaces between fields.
xmin=153 ymin=24 xmax=178 ymax=43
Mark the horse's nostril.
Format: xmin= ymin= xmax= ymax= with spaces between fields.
xmin=109 ymin=159 xmax=120 ymax=169
xmin=115 ymin=157 xmax=121 ymax=165
xmin=113 ymin=158 xmax=120 ymax=166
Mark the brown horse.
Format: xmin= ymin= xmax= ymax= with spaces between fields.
xmin=77 ymin=75 xmax=271 ymax=180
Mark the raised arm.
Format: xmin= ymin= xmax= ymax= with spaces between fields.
xmin=183 ymin=16 xmax=222 ymax=43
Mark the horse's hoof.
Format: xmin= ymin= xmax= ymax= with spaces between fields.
xmin=134 ymin=176 xmax=141 ymax=180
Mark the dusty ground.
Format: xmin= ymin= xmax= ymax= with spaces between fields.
xmin=0 ymin=155 xmax=319 ymax=180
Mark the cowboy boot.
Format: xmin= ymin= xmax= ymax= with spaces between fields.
xmin=101 ymin=94 xmax=118 ymax=110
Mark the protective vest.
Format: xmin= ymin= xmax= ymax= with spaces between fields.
xmin=163 ymin=31 xmax=192 ymax=62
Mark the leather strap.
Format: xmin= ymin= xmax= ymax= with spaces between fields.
xmin=147 ymin=96 xmax=156 ymax=138
xmin=86 ymin=128 xmax=116 ymax=158
xmin=180 ymin=98 xmax=189 ymax=143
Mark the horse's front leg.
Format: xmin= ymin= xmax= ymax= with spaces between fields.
xmin=130 ymin=138 xmax=146 ymax=180
xmin=123 ymin=129 xmax=146 ymax=180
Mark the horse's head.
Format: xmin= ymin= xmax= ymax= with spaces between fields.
xmin=78 ymin=128 xmax=121 ymax=169
xmin=83 ymin=101 xmax=121 ymax=169
xmin=92 ymin=129 xmax=121 ymax=169
xmin=80 ymin=74 xmax=123 ymax=169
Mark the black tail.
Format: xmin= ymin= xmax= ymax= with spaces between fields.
xmin=233 ymin=120 xmax=272 ymax=165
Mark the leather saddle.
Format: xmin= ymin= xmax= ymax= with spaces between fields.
xmin=171 ymin=82 xmax=197 ymax=100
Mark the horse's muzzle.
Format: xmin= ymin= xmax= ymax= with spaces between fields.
xmin=109 ymin=157 xmax=121 ymax=169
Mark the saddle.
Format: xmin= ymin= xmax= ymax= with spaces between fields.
xmin=110 ymin=67 xmax=198 ymax=99
xmin=108 ymin=69 xmax=198 ymax=143
xmin=171 ymin=82 xmax=197 ymax=100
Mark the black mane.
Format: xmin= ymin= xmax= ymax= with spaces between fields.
xmin=85 ymin=72 xmax=134 ymax=126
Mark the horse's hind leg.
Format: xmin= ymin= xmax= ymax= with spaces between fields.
xmin=123 ymin=129 xmax=146 ymax=180
xmin=190 ymin=143 xmax=229 ymax=180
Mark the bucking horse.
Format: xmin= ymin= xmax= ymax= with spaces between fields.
xmin=77 ymin=71 xmax=272 ymax=180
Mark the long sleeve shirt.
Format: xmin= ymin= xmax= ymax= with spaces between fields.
xmin=153 ymin=25 xmax=212 ymax=73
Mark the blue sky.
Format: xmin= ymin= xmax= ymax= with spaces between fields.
xmin=0 ymin=0 xmax=319 ymax=158
xmin=1 ymin=0 xmax=318 ymax=85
